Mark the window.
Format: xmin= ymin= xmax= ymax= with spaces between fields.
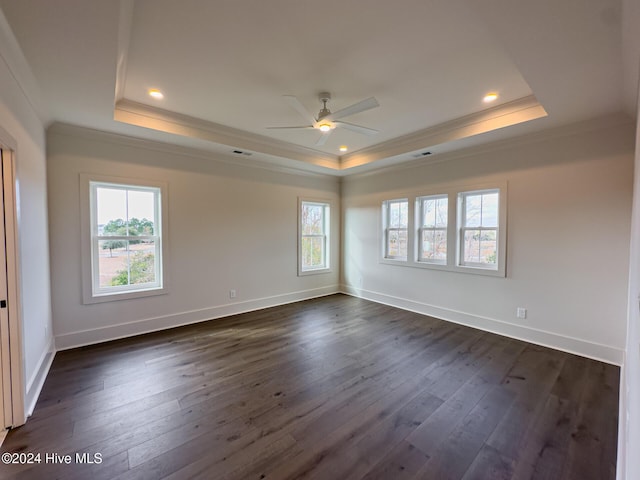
xmin=458 ymin=189 xmax=499 ymax=269
xmin=380 ymin=183 xmax=506 ymax=276
xmin=81 ymin=175 xmax=168 ymax=303
xmin=417 ymin=195 xmax=448 ymax=263
xmin=299 ymin=199 xmax=330 ymax=275
xmin=383 ymin=199 xmax=408 ymax=260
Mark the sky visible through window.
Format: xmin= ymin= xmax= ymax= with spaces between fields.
xmin=96 ymin=187 xmax=155 ymax=226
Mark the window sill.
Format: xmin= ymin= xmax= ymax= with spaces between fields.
xmin=82 ymin=286 xmax=169 ymax=304
xmin=298 ymin=267 xmax=332 ymax=277
xmin=379 ymin=257 xmax=506 ymax=277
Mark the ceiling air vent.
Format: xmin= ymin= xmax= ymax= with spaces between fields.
xmin=232 ymin=149 xmax=252 ymax=156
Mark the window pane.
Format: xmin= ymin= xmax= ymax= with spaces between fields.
xmin=96 ymin=187 xmax=158 ymax=237
xmin=421 ymin=230 xmax=435 ymax=258
xmin=96 ymin=187 xmax=127 ymax=235
xmin=463 ymin=229 xmax=497 ymax=265
xmin=389 ymin=202 xmax=400 ymax=228
xmin=422 ymin=199 xmax=436 ymax=227
xmin=98 ymin=239 xmax=130 ymax=287
xmin=302 ymin=203 xmax=324 ymax=235
xmin=388 ymin=200 xmax=408 ymax=228
xmin=422 ymin=197 xmax=447 ymax=228
xmin=97 ymin=239 xmax=158 ymax=288
xmin=387 ymin=229 xmax=407 ymax=258
xmin=479 ymin=230 xmax=497 ymax=265
xmin=421 ymin=229 xmax=447 ymax=261
xmin=463 ymin=230 xmax=481 ymax=264
xmin=128 ymin=247 xmax=157 ymax=285
xmin=464 ymin=194 xmax=482 ymax=227
xmin=399 ymin=201 xmax=408 ymax=228
xmin=435 ymin=197 xmax=448 ymax=228
xmin=301 ymin=236 xmax=325 ymax=269
xmin=128 ymin=190 xmax=156 ymax=235
xmin=463 ymin=191 xmax=498 ymax=228
xmin=481 ymin=192 xmax=499 ymax=228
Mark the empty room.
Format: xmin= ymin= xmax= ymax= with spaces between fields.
xmin=0 ymin=0 xmax=639 ymax=479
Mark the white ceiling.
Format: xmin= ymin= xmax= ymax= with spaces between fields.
xmin=0 ymin=0 xmax=637 ymax=175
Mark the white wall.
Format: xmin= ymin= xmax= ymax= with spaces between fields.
xmin=342 ymin=116 xmax=634 ymax=364
xmin=0 ymin=25 xmax=54 ymax=414
xmin=47 ymin=125 xmax=341 ymax=349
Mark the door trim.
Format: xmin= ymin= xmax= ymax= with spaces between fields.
xmin=0 ymin=127 xmax=26 ymax=427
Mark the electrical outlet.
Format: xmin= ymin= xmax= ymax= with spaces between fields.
xmin=229 ymin=289 xmax=236 ymax=299
xmin=516 ymin=307 xmax=527 ymax=319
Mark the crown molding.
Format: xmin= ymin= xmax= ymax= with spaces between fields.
xmin=114 ymin=96 xmax=546 ymax=175
xmin=339 ymin=95 xmax=547 ymax=171
xmin=0 ymin=7 xmax=51 ymax=126
xmin=47 ymin=122 xmax=339 ymax=180
xmin=114 ymin=99 xmax=341 ymax=170
xmin=343 ymin=111 xmax=634 ymax=180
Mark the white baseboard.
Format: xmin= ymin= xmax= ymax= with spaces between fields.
xmin=341 ymin=285 xmax=623 ymax=366
xmin=55 ymin=285 xmax=340 ymax=351
xmin=25 ymin=336 xmax=56 ymax=417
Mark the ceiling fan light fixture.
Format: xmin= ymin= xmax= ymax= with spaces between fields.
xmin=318 ymin=123 xmax=332 ymax=132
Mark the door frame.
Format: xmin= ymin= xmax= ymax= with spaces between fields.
xmin=0 ymin=126 xmax=25 ymax=428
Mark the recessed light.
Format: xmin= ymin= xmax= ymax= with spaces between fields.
xmin=483 ymin=92 xmax=499 ymax=103
xmin=339 ymin=146 xmax=348 ymax=152
xmin=148 ymin=88 xmax=164 ymax=99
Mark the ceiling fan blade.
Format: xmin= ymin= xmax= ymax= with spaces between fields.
xmin=325 ymin=97 xmax=379 ymax=121
xmin=334 ymin=121 xmax=379 ymax=135
xmin=283 ymin=95 xmax=317 ymax=124
xmin=315 ymin=131 xmax=332 ymax=146
xmin=266 ymin=125 xmax=315 ymax=130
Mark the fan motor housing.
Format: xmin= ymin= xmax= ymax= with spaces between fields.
xmin=318 ymin=92 xmax=332 ymax=119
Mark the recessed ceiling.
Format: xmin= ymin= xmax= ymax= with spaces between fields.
xmin=0 ymin=0 xmax=634 ymax=175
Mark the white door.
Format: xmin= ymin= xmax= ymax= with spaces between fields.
xmin=0 ymin=148 xmax=13 ymax=429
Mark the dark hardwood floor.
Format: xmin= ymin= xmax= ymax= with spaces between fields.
xmin=0 ymin=294 xmax=619 ymax=479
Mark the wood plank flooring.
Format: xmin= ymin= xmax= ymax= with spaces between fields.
xmin=0 ymin=294 xmax=619 ymax=479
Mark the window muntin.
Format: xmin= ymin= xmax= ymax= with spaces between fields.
xmin=90 ymin=182 xmax=162 ymax=295
xmin=300 ymin=200 xmax=330 ymax=273
xmin=459 ymin=189 xmax=499 ymax=269
xmin=417 ymin=195 xmax=448 ymax=263
xmin=383 ymin=199 xmax=408 ymax=260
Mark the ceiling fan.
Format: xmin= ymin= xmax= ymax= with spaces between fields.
xmin=267 ymin=92 xmax=380 ymax=146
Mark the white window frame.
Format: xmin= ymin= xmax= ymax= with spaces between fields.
xmin=380 ymin=183 xmax=507 ymax=277
xmin=381 ymin=198 xmax=409 ymax=262
xmin=298 ymin=198 xmax=331 ymax=276
xmin=416 ymin=194 xmax=448 ymax=265
xmin=80 ymin=174 xmax=169 ymax=304
xmin=458 ymin=189 xmax=500 ymax=271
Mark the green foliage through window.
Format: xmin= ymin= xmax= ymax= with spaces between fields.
xmin=110 ymin=252 xmax=155 ymax=286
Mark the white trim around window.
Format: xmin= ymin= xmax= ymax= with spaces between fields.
xmin=381 ymin=198 xmax=409 ymax=263
xmin=80 ymin=174 xmax=169 ymax=304
xmin=298 ymin=198 xmax=332 ymax=276
xmin=380 ymin=182 xmax=507 ymax=277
